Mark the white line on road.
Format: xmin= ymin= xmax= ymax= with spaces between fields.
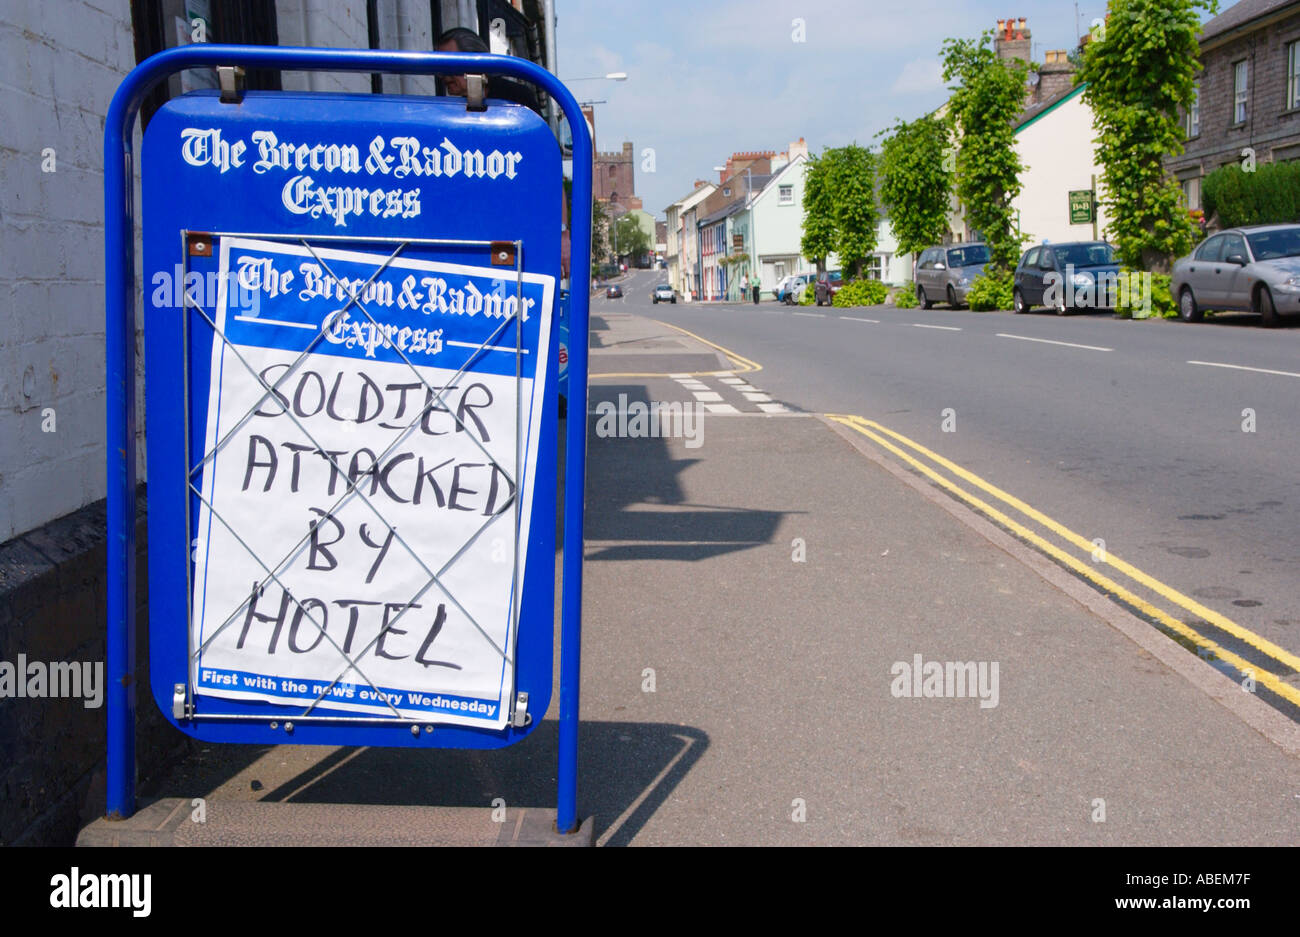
xmin=997 ymin=333 xmax=1113 ymax=352
xmin=840 ymin=316 xmax=880 ymax=323
xmin=757 ymin=402 xmax=789 ymax=413
xmin=1187 ymin=360 xmax=1300 ymax=379
xmin=692 ymin=391 xmax=724 ymax=402
xmin=704 ymin=403 xmax=740 ymax=414
xmin=793 ymin=312 xmax=826 ymax=318
xmin=912 ymin=323 xmax=962 ymax=331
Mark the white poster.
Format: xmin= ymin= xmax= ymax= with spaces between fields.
xmin=189 ymin=237 xmax=552 ymax=729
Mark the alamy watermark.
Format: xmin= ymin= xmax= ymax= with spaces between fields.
xmin=890 ymin=653 xmax=999 ymax=709
xmin=0 ymin=655 xmax=104 ymax=708
xmin=594 ymin=394 xmax=704 ymax=448
xmin=1044 ymin=266 xmax=1152 ymax=314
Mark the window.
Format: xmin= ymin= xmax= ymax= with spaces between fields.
xmin=1221 ymin=234 xmax=1248 ymax=263
xmin=1023 ymin=248 xmax=1040 ymax=269
xmin=1195 ymin=235 xmax=1225 ymax=262
xmin=1289 ymin=41 xmax=1300 ymax=110
xmin=1187 ymin=83 xmax=1200 ymax=137
xmin=778 ymin=184 xmax=794 ymax=205
xmin=1234 ymin=60 xmax=1249 ymax=124
xmin=864 ymin=255 xmax=884 ymax=280
xmin=1181 ymin=177 xmax=1201 ymax=210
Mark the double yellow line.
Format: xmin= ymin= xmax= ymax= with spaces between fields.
xmin=828 ymin=414 xmax=1300 ymax=708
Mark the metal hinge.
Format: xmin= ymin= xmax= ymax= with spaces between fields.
xmin=465 ymin=74 xmax=487 ymax=112
xmin=172 ymin=683 xmax=189 ymax=721
xmin=511 ymin=691 xmax=531 ymax=727
xmin=217 ymin=66 xmax=245 ymax=104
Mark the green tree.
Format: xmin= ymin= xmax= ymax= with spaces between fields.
xmin=801 ymin=146 xmax=879 ymax=277
xmin=942 ymin=32 xmax=1028 ymax=271
xmin=801 ymin=151 xmax=838 ymax=272
xmin=595 ymin=201 xmax=610 ymax=260
xmin=612 ymin=213 xmax=651 ymax=261
xmin=830 ymin=145 xmax=880 ymax=279
xmin=879 ymin=114 xmax=953 ymax=256
xmin=1077 ymin=0 xmax=1214 ymax=272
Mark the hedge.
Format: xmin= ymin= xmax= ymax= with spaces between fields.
xmin=1202 ymin=160 xmax=1300 ymax=228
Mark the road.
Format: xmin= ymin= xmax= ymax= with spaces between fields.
xmin=601 ymin=268 xmax=1300 ymax=709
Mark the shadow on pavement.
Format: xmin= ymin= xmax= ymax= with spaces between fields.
xmin=140 ymin=720 xmax=709 ymax=846
xmin=581 ymin=384 xmax=791 ymax=563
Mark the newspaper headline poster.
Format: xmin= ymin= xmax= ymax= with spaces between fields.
xmin=190 ymin=237 xmax=552 ymax=729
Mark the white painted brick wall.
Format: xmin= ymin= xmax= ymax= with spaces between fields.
xmin=0 ymin=1 xmax=139 ymax=542
xmin=0 ymin=0 xmax=449 ymax=541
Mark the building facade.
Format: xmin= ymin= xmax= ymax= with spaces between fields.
xmin=1169 ymin=0 xmax=1300 ymax=214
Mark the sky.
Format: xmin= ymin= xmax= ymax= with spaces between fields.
xmin=552 ymin=0 xmax=1171 ymax=220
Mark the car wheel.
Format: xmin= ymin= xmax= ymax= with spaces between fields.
xmin=671 ymin=297 xmax=676 ymax=304
xmin=917 ymin=286 xmax=933 ymax=310
xmin=1178 ymin=287 xmax=1202 ymax=323
xmin=652 ymin=298 xmax=657 ymax=304
xmin=1013 ymin=288 xmax=1027 ymax=314
xmin=1258 ymin=286 xmax=1280 ymax=328
xmin=947 ymin=285 xmax=960 ymax=309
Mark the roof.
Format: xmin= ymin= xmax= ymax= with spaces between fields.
xmin=665 ymin=182 xmax=716 ymax=213
xmin=698 ymin=199 xmax=748 ymax=228
xmin=1200 ymin=0 xmax=1300 ymax=41
xmin=1015 ymin=83 xmax=1086 ymax=132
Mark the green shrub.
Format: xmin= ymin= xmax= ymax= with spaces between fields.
xmin=832 ymin=278 xmax=889 ymax=307
xmin=1114 ymin=269 xmax=1177 ymax=319
xmin=1202 ymin=161 xmax=1300 ymax=228
xmin=799 ymin=282 xmax=816 ymax=305
xmin=893 ymin=281 xmax=919 ymax=308
xmin=966 ymin=268 xmax=1014 ymax=311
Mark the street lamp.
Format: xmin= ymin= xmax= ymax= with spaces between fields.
xmin=564 ymin=72 xmax=628 ymax=82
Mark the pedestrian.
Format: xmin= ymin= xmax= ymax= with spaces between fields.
xmin=740 ymin=273 xmax=749 ymax=304
xmin=751 ymin=271 xmax=760 ymax=304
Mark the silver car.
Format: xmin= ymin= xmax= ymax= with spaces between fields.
xmin=1171 ymin=224 xmax=1300 ymax=327
xmin=915 ymin=243 xmax=991 ymax=308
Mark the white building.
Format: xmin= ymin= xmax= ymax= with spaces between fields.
xmin=664 ymin=181 xmax=715 ymax=299
xmin=1011 ymin=82 xmax=1112 ymax=246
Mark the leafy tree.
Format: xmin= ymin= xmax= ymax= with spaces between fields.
xmin=879 ymin=114 xmax=953 ymax=256
xmin=1077 ymin=0 xmax=1213 ymax=272
xmin=801 ymin=151 xmax=838 ymax=272
xmin=800 ymin=145 xmax=879 ymax=277
xmin=612 ymin=213 xmax=651 ymax=261
xmin=592 ymin=199 xmax=609 ymax=263
xmin=830 ymin=145 xmax=880 ymax=279
xmin=942 ymin=32 xmax=1028 ymax=271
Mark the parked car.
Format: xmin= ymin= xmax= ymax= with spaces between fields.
xmin=915 ymin=243 xmax=991 ymax=308
xmin=605 ymin=284 xmax=623 ymax=299
xmin=652 ymin=283 xmax=676 ymax=304
xmin=1013 ymin=241 xmax=1120 ymax=314
xmin=776 ymin=273 xmax=815 ymax=304
xmin=813 ymin=270 xmax=843 ymax=306
xmin=1171 ymin=224 xmax=1300 ymax=327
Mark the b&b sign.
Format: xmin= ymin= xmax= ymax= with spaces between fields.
xmin=141 ymin=88 xmax=561 ymax=747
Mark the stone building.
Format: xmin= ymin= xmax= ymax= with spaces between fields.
xmin=1167 ymin=0 xmax=1300 ymax=213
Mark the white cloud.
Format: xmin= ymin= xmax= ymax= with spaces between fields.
xmin=891 ymin=58 xmax=946 ymax=94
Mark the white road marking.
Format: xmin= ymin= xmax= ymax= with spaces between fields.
xmin=1187 ymin=360 xmax=1300 ymax=379
xmin=692 ymin=391 xmax=724 ymax=402
xmin=840 ymin=316 xmax=879 ymax=323
xmin=912 ymin=323 xmax=962 ymax=331
xmin=668 ymin=373 xmax=691 ymax=379
xmin=997 ymin=333 xmax=1113 ymax=352
xmin=704 ymin=403 xmax=740 ymax=414
xmin=794 ymin=312 xmax=826 ymax=318
xmin=718 ymin=377 xmax=746 ymax=384
xmin=743 ymin=392 xmax=772 ymax=402
xmin=757 ymin=402 xmax=789 ymax=413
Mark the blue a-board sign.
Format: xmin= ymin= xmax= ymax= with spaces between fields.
xmin=141 ymin=88 xmax=560 ymax=749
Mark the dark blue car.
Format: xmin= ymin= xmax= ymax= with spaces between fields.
xmin=1014 ymin=242 xmax=1121 ymax=315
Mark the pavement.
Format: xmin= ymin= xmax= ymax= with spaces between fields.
xmin=86 ymin=300 xmax=1300 ymax=846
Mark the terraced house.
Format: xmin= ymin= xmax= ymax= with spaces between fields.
xmin=1170 ymin=0 xmax=1300 ymax=212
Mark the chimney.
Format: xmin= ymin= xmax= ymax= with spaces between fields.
xmin=694 ymin=178 xmax=708 ymax=189
xmin=995 ymin=15 xmax=1031 ymax=63
xmin=1035 ymin=48 xmax=1076 ymax=103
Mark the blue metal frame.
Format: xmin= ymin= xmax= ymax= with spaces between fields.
xmin=105 ymin=45 xmax=592 ymax=834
